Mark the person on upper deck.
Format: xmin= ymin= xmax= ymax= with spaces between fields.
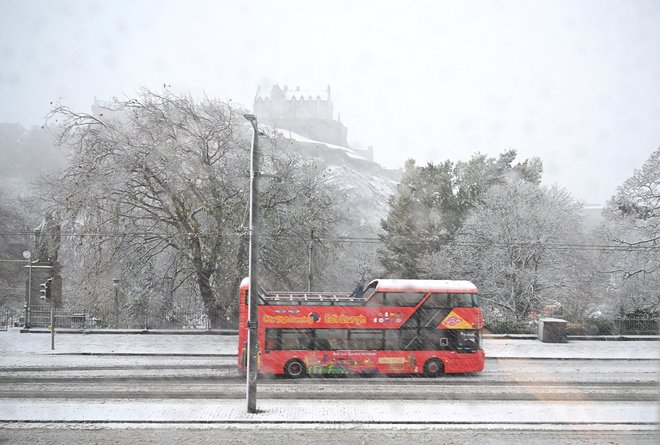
xmin=350 ymin=282 xmax=364 ymax=298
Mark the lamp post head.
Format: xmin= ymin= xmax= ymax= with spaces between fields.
xmin=244 ymin=114 xmax=265 ymax=136
xmin=112 ymin=278 xmax=120 ymax=288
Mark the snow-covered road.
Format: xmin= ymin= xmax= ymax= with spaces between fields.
xmin=0 ymin=328 xmax=657 ymax=439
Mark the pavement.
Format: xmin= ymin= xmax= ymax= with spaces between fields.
xmin=1 ymin=328 xmax=658 ymax=359
xmin=0 ymin=399 xmax=657 ymax=427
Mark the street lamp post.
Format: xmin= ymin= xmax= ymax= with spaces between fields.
xmin=112 ymin=278 xmax=120 ymax=329
xmin=243 ymin=113 xmax=260 ymax=413
xmin=23 ymin=251 xmax=31 ymax=329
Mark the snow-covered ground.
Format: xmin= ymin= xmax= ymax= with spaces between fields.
xmin=0 ymin=328 xmax=657 ymax=359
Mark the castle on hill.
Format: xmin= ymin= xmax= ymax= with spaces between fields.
xmin=253 ymin=84 xmax=373 ymax=162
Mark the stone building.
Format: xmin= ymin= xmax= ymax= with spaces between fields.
xmin=254 ymin=85 xmax=351 ymax=149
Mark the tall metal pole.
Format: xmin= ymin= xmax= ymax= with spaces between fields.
xmin=50 ymin=304 xmax=55 ymax=350
xmin=23 ymin=251 xmax=32 ymax=329
xmin=112 ymin=279 xmax=120 ymax=329
xmin=28 ymin=261 xmax=31 ymax=328
xmin=307 ymin=229 xmax=314 ymax=292
xmin=244 ymin=113 xmax=260 ymax=413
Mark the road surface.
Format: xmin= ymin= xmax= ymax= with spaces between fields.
xmin=0 ymin=354 xmax=657 ymax=444
xmin=1 ymin=331 xmax=657 ymax=443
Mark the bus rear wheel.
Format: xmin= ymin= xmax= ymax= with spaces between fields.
xmin=423 ymin=358 xmax=444 ymax=377
xmin=283 ymin=359 xmax=306 ymax=378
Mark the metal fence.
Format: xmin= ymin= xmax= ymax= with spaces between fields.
xmin=484 ymin=315 xmax=658 ymax=336
xmin=5 ymin=304 xmax=658 ymax=335
xmin=0 ymin=306 xmax=18 ymax=330
xmin=614 ymin=318 xmax=659 ymax=335
xmin=24 ymin=305 xmax=211 ymax=330
xmin=27 ymin=306 xmax=88 ymax=329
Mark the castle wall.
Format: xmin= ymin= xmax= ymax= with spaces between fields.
xmin=255 ymin=97 xmax=333 ymax=120
xmin=266 ymin=117 xmax=348 ymax=147
xmin=254 ymin=85 xmax=348 ymax=147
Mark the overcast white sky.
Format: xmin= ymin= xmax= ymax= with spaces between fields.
xmin=1 ymin=0 xmax=659 ymax=205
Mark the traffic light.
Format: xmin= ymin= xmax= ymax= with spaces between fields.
xmin=39 ymin=278 xmax=52 ymax=303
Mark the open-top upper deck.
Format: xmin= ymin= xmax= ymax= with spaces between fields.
xmin=239 ymin=277 xmax=478 ymax=306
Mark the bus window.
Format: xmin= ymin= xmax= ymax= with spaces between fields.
xmin=448 ymin=294 xmax=465 ymax=307
xmin=330 ymin=337 xmax=346 ymax=350
xmin=348 ymin=330 xmax=382 ymax=350
xmin=424 ymin=293 xmax=478 ymax=308
xmin=387 ymin=292 xmax=427 ymax=307
xmin=366 ymin=292 xmax=426 ymax=307
xmin=265 ymin=329 xmax=280 ymax=351
xmin=400 ymin=328 xmax=419 ymax=350
xmin=448 ymin=294 xmax=477 ymax=308
xmin=457 ymin=330 xmax=479 ymax=352
xmin=384 ymin=330 xmax=399 ymax=350
xmin=365 ymin=292 xmax=386 ymax=307
xmin=280 ymin=330 xmax=298 ymax=350
xmin=314 ymin=337 xmax=331 ymax=350
xmin=419 ymin=328 xmax=447 ymax=350
xmin=316 ymin=329 xmax=347 ymax=350
xmin=276 ymin=329 xmax=313 ymax=350
xmin=297 ymin=330 xmax=313 ymax=349
xmin=423 ymin=293 xmax=449 ymax=308
xmin=414 ymin=308 xmax=447 ymax=328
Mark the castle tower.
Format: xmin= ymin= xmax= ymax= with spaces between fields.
xmin=254 ymin=84 xmax=349 ymax=147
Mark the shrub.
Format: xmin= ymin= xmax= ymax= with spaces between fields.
xmin=484 ymin=319 xmax=535 ymax=334
xmin=570 ymin=318 xmax=615 ymax=335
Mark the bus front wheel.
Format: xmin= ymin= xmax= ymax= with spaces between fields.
xmin=283 ymin=359 xmax=306 ymax=378
xmin=423 ymin=358 xmax=444 ymax=377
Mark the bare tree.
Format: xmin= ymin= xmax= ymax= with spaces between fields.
xmin=44 ymin=89 xmax=339 ymax=327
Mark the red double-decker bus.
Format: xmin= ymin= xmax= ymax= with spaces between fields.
xmin=238 ymin=278 xmax=484 ymax=378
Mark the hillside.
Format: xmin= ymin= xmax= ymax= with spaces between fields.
xmin=266 ymin=126 xmax=400 ymax=238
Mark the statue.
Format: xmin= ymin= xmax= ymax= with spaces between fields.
xmin=34 ymin=212 xmax=61 ymax=264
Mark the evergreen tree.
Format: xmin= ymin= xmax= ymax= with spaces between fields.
xmin=378 ymin=150 xmax=542 ymax=278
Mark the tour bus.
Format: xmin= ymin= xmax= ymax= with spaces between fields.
xmin=238 ymin=278 xmax=484 ymax=378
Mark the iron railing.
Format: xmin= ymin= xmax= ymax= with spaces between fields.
xmin=614 ymin=318 xmax=658 ymax=335
xmin=25 ymin=305 xmax=210 ymax=330
xmin=484 ymin=315 xmax=658 ymax=335
xmin=5 ymin=304 xmax=657 ymax=335
xmin=0 ymin=306 xmax=18 ymax=330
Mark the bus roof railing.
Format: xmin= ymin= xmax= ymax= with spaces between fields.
xmin=261 ymin=292 xmax=365 ymax=303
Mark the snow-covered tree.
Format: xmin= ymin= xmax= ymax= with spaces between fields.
xmin=599 ymin=147 xmax=660 ymax=317
xmin=378 ymin=150 xmax=543 ymax=278
xmin=451 ymin=180 xmax=589 ymax=320
xmin=0 ymin=190 xmax=33 ymax=311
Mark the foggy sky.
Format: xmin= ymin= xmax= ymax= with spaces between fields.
xmin=1 ymin=0 xmax=659 ymax=205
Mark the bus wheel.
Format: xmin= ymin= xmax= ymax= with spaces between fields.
xmin=283 ymin=359 xmax=306 ymax=379
xmin=423 ymin=358 xmax=444 ymax=377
